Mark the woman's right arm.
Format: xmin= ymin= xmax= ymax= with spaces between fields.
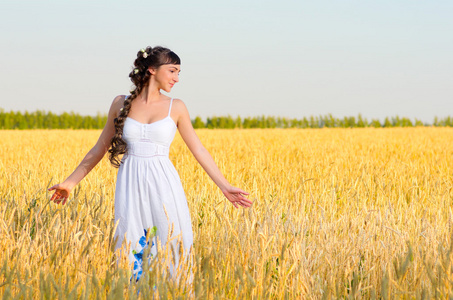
xmin=48 ymin=95 xmax=124 ymax=205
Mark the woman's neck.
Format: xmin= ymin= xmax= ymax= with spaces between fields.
xmin=140 ymin=84 xmax=161 ymax=103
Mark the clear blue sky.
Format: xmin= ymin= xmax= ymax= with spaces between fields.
xmin=1 ymin=0 xmax=452 ymax=122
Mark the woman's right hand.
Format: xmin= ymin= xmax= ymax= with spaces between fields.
xmin=221 ymin=185 xmax=252 ymax=209
xmin=48 ymin=182 xmax=73 ymax=205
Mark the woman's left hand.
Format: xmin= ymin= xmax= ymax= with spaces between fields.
xmin=222 ymin=186 xmax=252 ymax=208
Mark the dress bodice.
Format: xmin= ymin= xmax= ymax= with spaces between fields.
xmin=122 ymin=97 xmax=177 ymax=158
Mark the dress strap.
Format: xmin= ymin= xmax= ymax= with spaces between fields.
xmin=168 ymin=98 xmax=173 ymax=116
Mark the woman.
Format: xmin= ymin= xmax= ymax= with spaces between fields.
xmin=48 ymin=46 xmax=253 ymax=281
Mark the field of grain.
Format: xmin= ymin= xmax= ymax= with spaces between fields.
xmin=1 ymin=128 xmax=453 ymax=298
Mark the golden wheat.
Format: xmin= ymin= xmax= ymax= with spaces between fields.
xmin=1 ymin=128 xmax=453 ymax=298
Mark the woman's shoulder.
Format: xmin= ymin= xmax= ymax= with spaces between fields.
xmin=109 ymin=95 xmax=128 ymax=117
xmin=171 ymin=98 xmax=191 ymax=119
xmin=113 ymin=94 xmax=130 ymax=107
xmin=171 ymin=98 xmax=187 ymax=110
xmin=116 ymin=94 xmax=129 ymax=103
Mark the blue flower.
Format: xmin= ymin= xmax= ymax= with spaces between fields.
xmin=131 ymin=226 xmax=157 ymax=282
xmin=138 ymin=236 xmax=147 ymax=247
xmin=134 ymin=251 xmax=143 ymax=261
xmin=133 ymin=261 xmax=139 ymax=271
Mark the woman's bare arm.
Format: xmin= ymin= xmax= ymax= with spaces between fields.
xmin=48 ymin=95 xmax=124 ymax=204
xmin=174 ymin=99 xmax=252 ymax=208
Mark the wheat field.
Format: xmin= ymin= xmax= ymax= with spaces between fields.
xmin=1 ymin=128 xmax=453 ymax=299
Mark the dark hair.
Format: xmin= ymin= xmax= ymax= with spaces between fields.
xmin=108 ymin=46 xmax=181 ymax=167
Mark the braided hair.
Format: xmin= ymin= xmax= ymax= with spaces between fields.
xmin=108 ymin=46 xmax=181 ymax=167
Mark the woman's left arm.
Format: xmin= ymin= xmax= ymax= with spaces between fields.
xmin=174 ymin=99 xmax=253 ymax=208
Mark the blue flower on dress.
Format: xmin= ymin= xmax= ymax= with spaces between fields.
xmin=132 ymin=226 xmax=157 ymax=282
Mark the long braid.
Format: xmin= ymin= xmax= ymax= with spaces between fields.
xmin=108 ymin=46 xmax=181 ymax=168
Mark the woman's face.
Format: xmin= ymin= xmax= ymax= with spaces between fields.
xmin=149 ymin=64 xmax=180 ymax=92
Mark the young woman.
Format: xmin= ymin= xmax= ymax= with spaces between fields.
xmin=47 ymin=46 xmax=253 ymax=281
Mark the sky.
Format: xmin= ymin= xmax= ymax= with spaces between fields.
xmin=0 ymin=0 xmax=452 ymax=123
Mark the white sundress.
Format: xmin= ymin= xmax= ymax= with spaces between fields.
xmin=113 ymin=96 xmax=194 ymax=281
